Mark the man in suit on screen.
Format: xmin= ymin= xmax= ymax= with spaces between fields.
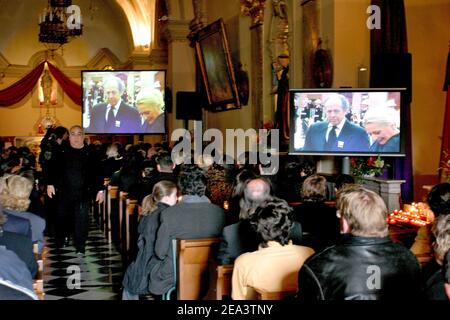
xmin=302 ymin=94 xmax=370 ymax=152
xmin=87 ymin=76 xmax=141 ymax=134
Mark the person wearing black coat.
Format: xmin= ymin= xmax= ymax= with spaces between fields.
xmin=122 ymin=180 xmax=178 ymax=300
xmin=293 ymin=174 xmax=340 ymax=252
xmin=46 ymin=126 xmax=104 ymax=254
xmin=147 ymin=166 xmax=225 ymax=296
xmin=0 ymin=247 xmax=38 ymax=300
xmin=0 ymin=209 xmax=37 ymax=277
xmin=297 ymin=187 xmax=421 ymax=300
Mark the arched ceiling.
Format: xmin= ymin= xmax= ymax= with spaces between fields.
xmin=115 ymin=0 xmax=156 ymax=51
xmin=0 ymin=0 xmax=158 ymax=67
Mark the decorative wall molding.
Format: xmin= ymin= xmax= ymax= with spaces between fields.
xmin=85 ymin=48 xmax=124 ymax=70
xmin=149 ymin=48 xmax=169 ymax=65
xmin=165 ymin=19 xmax=191 ymax=43
xmin=251 ymin=26 xmax=264 ymax=129
xmin=241 ymin=0 xmax=267 ymax=28
xmin=0 ymin=48 xmax=141 ymax=80
xmin=188 ymin=0 xmax=207 ymax=43
xmin=268 ymin=0 xmax=290 ymax=62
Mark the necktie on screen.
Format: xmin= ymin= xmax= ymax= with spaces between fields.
xmin=326 ymin=126 xmax=338 ymax=150
xmin=106 ymin=106 xmax=115 ymax=131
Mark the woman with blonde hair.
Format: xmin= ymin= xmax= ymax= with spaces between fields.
xmin=122 ymin=180 xmax=178 ymax=300
xmin=136 ymin=87 xmax=165 ymax=133
xmin=0 ymin=175 xmax=45 ymax=254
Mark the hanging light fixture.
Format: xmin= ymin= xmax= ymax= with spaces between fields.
xmin=38 ymin=0 xmax=83 ymax=52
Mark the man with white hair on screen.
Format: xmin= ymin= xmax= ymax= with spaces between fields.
xmin=87 ymin=76 xmax=141 ymax=133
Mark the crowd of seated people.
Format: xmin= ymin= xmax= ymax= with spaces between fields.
xmin=1 ymin=134 xmax=450 ymax=301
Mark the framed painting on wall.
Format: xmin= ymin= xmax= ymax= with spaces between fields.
xmin=194 ymin=19 xmax=241 ymax=111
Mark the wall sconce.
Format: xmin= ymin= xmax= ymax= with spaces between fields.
xmin=357 ymin=65 xmax=369 ymax=88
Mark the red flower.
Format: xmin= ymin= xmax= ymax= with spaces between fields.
xmin=367 ymin=157 xmax=375 ymax=166
xmin=262 ymin=121 xmax=274 ymax=130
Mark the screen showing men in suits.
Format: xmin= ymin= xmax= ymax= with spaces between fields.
xmin=291 ymin=91 xmax=401 ymax=154
xmin=82 ymin=70 xmax=166 ymax=134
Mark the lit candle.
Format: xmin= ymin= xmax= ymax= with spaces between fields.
xmin=223 ymin=201 xmax=229 ymax=210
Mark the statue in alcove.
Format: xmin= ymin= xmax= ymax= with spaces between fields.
xmin=41 ymin=69 xmax=53 ymax=106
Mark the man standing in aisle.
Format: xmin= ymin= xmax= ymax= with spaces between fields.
xmin=47 ymin=125 xmax=104 ymax=255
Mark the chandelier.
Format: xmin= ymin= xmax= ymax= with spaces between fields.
xmin=38 ymin=0 xmax=83 ymax=50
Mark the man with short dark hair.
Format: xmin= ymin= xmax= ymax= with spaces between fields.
xmin=136 ymin=152 xmax=176 ymax=204
xmin=232 ymin=198 xmax=314 ymax=300
xmin=297 ymin=187 xmax=421 ymax=300
xmin=47 ymin=125 xmax=104 ymax=255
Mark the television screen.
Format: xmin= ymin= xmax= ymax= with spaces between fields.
xmin=82 ymin=70 xmax=166 ymax=135
xmin=289 ymin=88 xmax=405 ymax=156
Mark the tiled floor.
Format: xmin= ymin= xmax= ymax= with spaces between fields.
xmin=42 ymin=222 xmax=123 ymax=300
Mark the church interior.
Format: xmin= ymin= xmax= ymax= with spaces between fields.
xmin=0 ymin=0 xmax=450 ymax=302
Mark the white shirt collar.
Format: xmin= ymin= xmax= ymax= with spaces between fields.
xmin=327 ymin=117 xmax=346 ymax=137
xmin=105 ymin=99 xmax=122 ymax=121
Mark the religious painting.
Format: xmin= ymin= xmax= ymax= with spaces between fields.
xmin=195 ymin=19 xmax=241 ymax=111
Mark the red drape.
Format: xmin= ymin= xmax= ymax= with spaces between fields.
xmin=0 ymin=61 xmax=82 ymax=107
xmin=439 ymin=86 xmax=450 ymax=180
xmin=0 ymin=62 xmax=45 ymax=106
xmin=47 ymin=62 xmax=81 ymax=106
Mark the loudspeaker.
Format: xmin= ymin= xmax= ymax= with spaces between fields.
xmin=370 ymin=52 xmax=412 ymax=104
xmin=176 ymin=91 xmax=203 ymax=120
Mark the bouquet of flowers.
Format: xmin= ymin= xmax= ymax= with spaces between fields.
xmin=440 ymin=149 xmax=450 ymax=183
xmin=351 ymin=155 xmax=387 ymax=178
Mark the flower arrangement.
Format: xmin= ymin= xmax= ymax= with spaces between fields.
xmin=351 ymin=155 xmax=387 ymax=178
xmin=440 ymin=149 xmax=450 ymax=183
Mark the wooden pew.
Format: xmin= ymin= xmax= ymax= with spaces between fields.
xmin=118 ymin=191 xmax=128 ymax=257
xmin=176 ymin=238 xmax=220 ymax=300
xmin=32 ymin=243 xmax=44 ymax=300
xmin=117 ymin=192 xmax=138 ymax=261
xmin=107 ymin=185 xmax=119 ymax=243
xmin=125 ymin=198 xmax=139 ymax=260
xmin=289 ymin=201 xmax=336 ymax=208
xmin=254 ymin=288 xmax=297 ymax=300
xmin=99 ymin=178 xmax=110 ymax=231
xmin=205 ymin=262 xmax=234 ymax=300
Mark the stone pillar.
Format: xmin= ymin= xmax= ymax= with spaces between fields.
xmin=165 ymin=18 xmax=196 ymax=133
xmin=250 ymin=25 xmax=264 ymax=129
xmin=358 ymin=177 xmax=406 ymax=212
xmin=241 ymin=0 xmax=267 ymax=129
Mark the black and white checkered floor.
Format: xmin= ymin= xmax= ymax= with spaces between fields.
xmin=42 ymin=223 xmax=123 ymax=300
